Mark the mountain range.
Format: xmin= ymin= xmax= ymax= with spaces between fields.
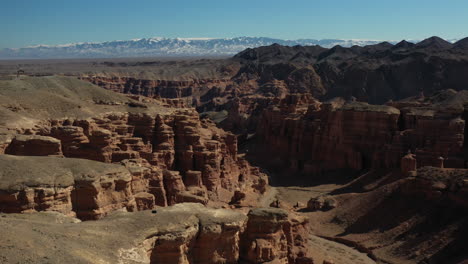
xmin=2 ymin=36 xmax=460 ymax=59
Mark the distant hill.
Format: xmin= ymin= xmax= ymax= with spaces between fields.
xmin=0 ymin=37 xmax=401 ymax=59
xmin=231 ymin=36 xmax=468 ymax=104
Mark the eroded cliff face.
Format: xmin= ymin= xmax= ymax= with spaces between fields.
xmin=80 ymin=76 xmax=235 ymax=111
xmin=240 ymin=208 xmax=313 ymax=264
xmin=78 ymin=39 xmax=468 ymax=137
xmin=0 ymin=155 xmax=136 ymax=220
xmin=254 ymin=91 xmax=467 ymax=177
xmin=0 ymin=203 xmax=314 ymax=264
xmin=79 ymin=66 xmax=468 ymax=185
xmin=0 ymin=110 xmax=268 ymax=218
xmin=0 ymin=76 xmax=268 ymax=219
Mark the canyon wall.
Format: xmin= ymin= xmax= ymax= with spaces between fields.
xmin=79 ymin=74 xmax=468 ymax=180
xmin=0 ymin=155 xmax=136 ymax=220
xmin=0 ymin=203 xmax=314 ymax=264
xmin=0 ymin=109 xmax=268 ymax=219
xmin=79 ymin=38 xmax=468 ymax=136
xmin=80 ymin=76 xmax=235 ymax=110
xmin=255 ymin=92 xmax=467 ymax=176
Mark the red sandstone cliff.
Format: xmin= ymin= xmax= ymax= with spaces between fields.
xmin=0 ymin=76 xmax=268 ymax=219
xmin=0 ymin=203 xmax=315 ymax=264
xmin=1 ymin=110 xmax=268 ymax=217
xmin=254 ymin=91 xmax=467 ymax=177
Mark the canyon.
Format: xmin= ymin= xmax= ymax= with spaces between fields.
xmin=0 ymin=76 xmax=268 ymax=219
xmin=0 ymin=37 xmax=468 ymax=264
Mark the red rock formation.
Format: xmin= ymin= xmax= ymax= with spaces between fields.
xmin=121 ymin=158 xmax=168 ymax=207
xmin=5 ymin=135 xmax=62 ymax=156
xmin=0 ymin=155 xmax=136 ymax=220
xmin=0 ymin=185 xmax=75 ymax=217
xmin=257 ymin=96 xmax=400 ymax=175
xmin=160 ymin=98 xmax=190 ymax=108
xmin=72 ymin=170 xmax=136 ymax=220
xmin=162 ymin=170 xmax=187 ymax=205
xmin=134 ymin=192 xmax=155 ymax=210
xmin=256 ymin=92 xmax=468 ymax=177
xmin=147 ymin=205 xmax=314 ymax=264
xmin=0 ymin=202 xmax=319 ymax=264
xmin=143 ymin=203 xmax=249 ymax=264
xmin=3 ymin=109 xmax=268 ymax=211
xmin=240 ymin=208 xmax=314 ymax=264
xmin=79 ymin=64 xmax=325 ymax=134
xmin=80 ymin=76 xmax=232 ymax=102
xmin=185 ymin=170 xmax=203 ymax=187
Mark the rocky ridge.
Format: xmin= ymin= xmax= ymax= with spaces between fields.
xmin=304 ymin=165 xmax=468 ymax=263
xmin=74 ymin=36 xmax=468 ymax=137
xmin=0 ymin=36 xmax=398 ymax=59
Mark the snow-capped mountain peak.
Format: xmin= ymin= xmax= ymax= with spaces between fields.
xmin=0 ymin=36 xmax=457 ymax=59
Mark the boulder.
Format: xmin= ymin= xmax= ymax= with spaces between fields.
xmin=307 ymin=196 xmax=338 ymax=211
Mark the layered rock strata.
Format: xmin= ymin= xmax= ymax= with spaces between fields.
xmin=0 ymin=155 xmax=135 ymax=220
xmin=0 ymin=76 xmax=268 ymax=218
xmin=0 ymin=109 xmax=268 ymax=216
xmin=0 ymin=203 xmax=314 ymax=264
xmin=255 ymin=91 xmax=468 ymax=176
xmin=4 ymin=135 xmax=63 ymax=156
xmin=79 ymin=39 xmax=468 ymax=136
xmin=240 ymin=208 xmax=314 ymax=264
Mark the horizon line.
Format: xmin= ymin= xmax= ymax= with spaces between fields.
xmin=0 ymin=36 xmax=439 ymax=50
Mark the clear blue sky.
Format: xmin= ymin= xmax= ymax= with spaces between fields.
xmin=1 ymin=0 xmax=467 ymax=48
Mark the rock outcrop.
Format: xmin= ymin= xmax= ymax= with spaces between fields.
xmin=1 ymin=111 xmax=268 ymax=216
xmin=26 ymin=110 xmax=266 ymax=207
xmin=307 ymin=196 xmax=338 ymax=211
xmin=0 ymin=203 xmax=314 ymax=264
xmin=308 ymin=166 xmax=468 ymax=264
xmin=254 ymin=91 xmax=468 ymax=177
xmin=240 ymin=208 xmax=314 ymax=264
xmin=0 ymin=76 xmax=268 ymax=217
xmin=77 ymin=38 xmax=468 ymax=136
xmin=80 ymin=76 xmax=234 ymax=112
xmin=0 ymin=155 xmax=136 ymax=220
xmin=5 ymin=135 xmax=63 ymax=156
xmin=255 ymin=95 xmax=400 ymax=175
xmin=400 ymin=166 xmax=468 ymax=208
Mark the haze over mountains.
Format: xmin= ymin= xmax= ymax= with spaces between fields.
xmin=0 ymin=36 xmax=461 ymax=59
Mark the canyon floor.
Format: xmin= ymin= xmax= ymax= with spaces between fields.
xmin=1 ymin=38 xmax=468 ymax=264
